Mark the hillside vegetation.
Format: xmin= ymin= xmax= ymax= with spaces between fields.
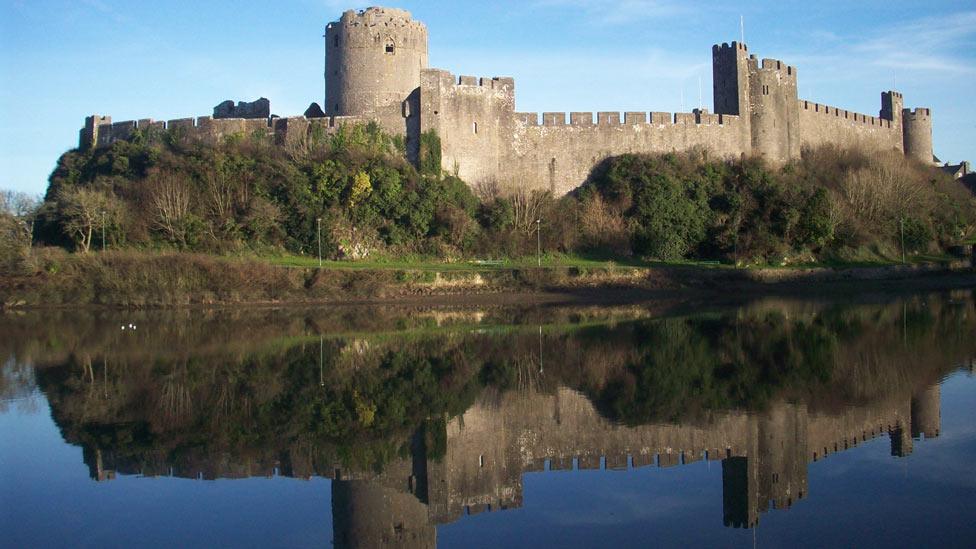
xmin=3 ymin=124 xmax=973 ymax=278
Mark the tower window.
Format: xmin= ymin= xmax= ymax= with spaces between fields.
xmin=473 ymin=121 xmax=478 ymax=134
xmin=385 ymin=38 xmax=395 ymax=54
xmin=334 ymin=36 xmax=339 ymax=47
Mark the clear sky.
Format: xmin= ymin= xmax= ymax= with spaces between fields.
xmin=2 ymin=0 xmax=974 ymax=195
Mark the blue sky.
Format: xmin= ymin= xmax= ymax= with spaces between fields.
xmin=2 ymin=0 xmax=974 ymax=195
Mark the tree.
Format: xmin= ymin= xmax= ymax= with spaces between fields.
xmin=348 ymin=170 xmax=372 ymax=208
xmin=149 ymin=171 xmax=196 ymax=248
xmin=630 ymin=172 xmax=710 ymax=260
xmin=795 ymin=188 xmax=834 ymax=249
xmin=0 ymin=190 xmax=41 ymax=250
xmin=55 ymin=186 xmax=119 ymax=253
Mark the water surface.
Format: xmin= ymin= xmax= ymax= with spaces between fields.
xmin=1 ymin=292 xmax=975 ymax=547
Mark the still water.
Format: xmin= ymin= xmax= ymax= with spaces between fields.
xmin=1 ymin=292 xmax=975 ymax=548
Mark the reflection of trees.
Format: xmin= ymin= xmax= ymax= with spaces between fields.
xmin=580 ymin=313 xmax=840 ymax=424
xmin=18 ymin=293 xmax=976 ymax=478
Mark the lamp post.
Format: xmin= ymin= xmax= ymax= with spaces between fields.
xmin=900 ymin=217 xmax=906 ymax=265
xmin=100 ymin=211 xmax=106 ymax=252
xmin=536 ymin=219 xmax=542 ymax=267
xmin=316 ymin=217 xmax=322 ymax=268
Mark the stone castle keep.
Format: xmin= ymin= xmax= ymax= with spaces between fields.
xmin=80 ymin=6 xmax=935 ymax=195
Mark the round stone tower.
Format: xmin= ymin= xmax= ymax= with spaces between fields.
xmin=902 ymin=108 xmax=934 ymax=165
xmin=325 ymin=7 xmax=428 ymax=136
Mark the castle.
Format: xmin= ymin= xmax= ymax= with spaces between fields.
xmin=79 ymin=6 xmax=935 ymax=196
xmin=78 ymin=378 xmax=945 ymax=544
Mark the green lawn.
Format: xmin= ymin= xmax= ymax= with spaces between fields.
xmin=243 ymin=250 xmax=962 ymax=273
xmin=255 ymin=252 xmax=735 ymax=272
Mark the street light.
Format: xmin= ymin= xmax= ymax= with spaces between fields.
xmin=316 ymin=217 xmax=322 ymax=268
xmin=899 ymin=217 xmax=906 ymax=265
xmin=536 ymin=219 xmax=542 ymax=267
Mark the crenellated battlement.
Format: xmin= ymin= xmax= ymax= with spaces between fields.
xmin=712 ymin=41 xmax=749 ymax=54
xmin=423 ymin=69 xmax=515 ymax=97
xmin=79 ymin=112 xmax=372 ymax=150
xmin=513 ymin=110 xmax=740 ymax=129
xmin=454 ymin=75 xmax=515 ymax=91
xmin=333 ymin=6 xmax=425 ymax=31
xmin=757 ymin=57 xmax=797 ymax=78
xmin=799 ymin=100 xmax=892 ymax=128
xmin=904 ymin=107 xmax=932 ymax=118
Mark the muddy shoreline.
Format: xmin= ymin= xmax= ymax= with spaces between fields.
xmin=2 ymin=258 xmax=973 ymax=310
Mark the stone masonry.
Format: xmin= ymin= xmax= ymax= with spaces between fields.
xmin=78 ymin=6 xmax=936 ymax=196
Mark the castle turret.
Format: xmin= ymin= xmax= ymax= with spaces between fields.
xmin=325 ymin=7 xmax=429 ymax=138
xmin=880 ymin=91 xmax=903 ymax=128
xmin=712 ymin=42 xmax=751 ymax=118
xmin=79 ymin=115 xmax=110 ymax=150
xmin=712 ymin=45 xmax=801 ymax=163
xmin=902 ymin=107 xmax=934 ymax=165
xmin=712 ymin=42 xmax=753 ymax=154
xmin=748 ymin=56 xmax=801 ymax=162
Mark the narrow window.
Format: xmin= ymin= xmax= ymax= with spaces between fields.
xmin=334 ymin=104 xmax=339 ymax=113
xmin=334 ymin=36 xmax=339 ymax=47
xmin=472 ymin=121 xmax=478 ymax=134
xmin=479 ymin=455 xmax=484 ymax=467
xmin=385 ymin=38 xmax=395 ymax=55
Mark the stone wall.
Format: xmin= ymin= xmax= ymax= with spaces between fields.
xmin=797 ymin=99 xmax=902 ymax=153
xmin=80 ymin=113 xmax=369 ymax=151
xmin=510 ymin=110 xmax=748 ymax=195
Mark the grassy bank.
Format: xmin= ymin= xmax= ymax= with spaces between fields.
xmin=1 ymin=248 xmax=972 ymax=309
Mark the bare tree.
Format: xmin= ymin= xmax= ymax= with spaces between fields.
xmin=842 ymin=156 xmax=928 ymax=225
xmin=0 ymin=190 xmax=40 ymax=249
xmin=56 ymin=187 xmax=118 ymax=253
xmin=205 ymin=168 xmax=235 ymax=230
xmin=578 ymin=194 xmax=629 ymax=253
xmin=149 ymin=172 xmax=194 ymax=247
xmin=510 ymin=186 xmax=552 ymax=234
xmin=473 ymin=179 xmax=501 ymax=203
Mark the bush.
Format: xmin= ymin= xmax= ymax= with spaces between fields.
xmin=36 ymin=130 xmax=975 ymax=266
xmin=576 ymin=147 xmax=975 ymax=263
xmin=901 ymin=217 xmax=933 ymax=254
xmin=39 ymin=125 xmax=486 ymax=259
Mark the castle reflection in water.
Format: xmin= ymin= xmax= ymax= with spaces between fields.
xmin=12 ymin=293 xmax=971 ymax=548
xmin=81 ymin=374 xmax=946 ymax=546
